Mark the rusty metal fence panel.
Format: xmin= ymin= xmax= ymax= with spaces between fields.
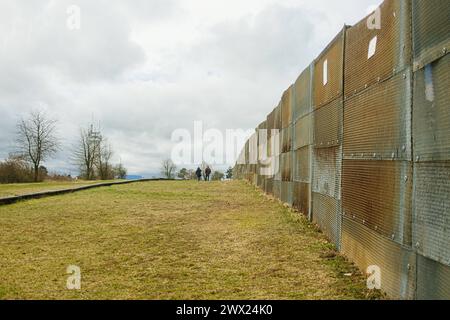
xmin=274 ymin=154 xmax=282 ymax=181
xmin=413 ymin=161 xmax=450 ymax=266
xmin=293 ymin=65 xmax=312 ymax=122
xmin=257 ymin=121 xmax=268 ymax=164
xmin=314 ymin=29 xmax=345 ymax=108
xmin=256 ymin=121 xmax=266 ymax=189
xmin=413 ymin=54 xmax=450 ymax=162
xmin=245 ymin=172 xmax=251 ymax=183
xmin=281 ymin=152 xmax=293 ymax=182
xmin=248 ymin=132 xmax=258 ymax=168
xmin=294 ymin=146 xmax=311 ymax=183
xmin=257 ymin=174 xmax=265 ymax=189
xmin=412 ymin=0 xmax=450 ymax=70
xmin=293 ymin=182 xmax=310 ymax=217
xmin=281 ymin=126 xmax=293 ymax=153
xmin=267 ymin=109 xmax=275 ymax=130
xmin=244 ymin=140 xmax=250 ymax=165
xmin=281 ymin=86 xmax=293 ymax=129
xmin=343 ymin=71 xmax=412 ymax=161
xmin=267 ymin=109 xmax=276 ymax=157
xmin=258 ymin=121 xmax=267 ymax=131
xmin=416 ymin=254 xmax=450 ymax=300
xmin=312 ymin=145 xmax=343 ymax=249
xmin=313 ymin=146 xmax=342 ymax=200
xmin=342 ymin=160 xmax=412 ymax=247
xmin=314 ymin=99 xmax=342 ymax=149
xmin=281 ymin=181 xmax=294 ymax=206
xmin=273 ymin=180 xmax=281 ymax=200
xmin=274 ymin=103 xmax=282 ymax=130
xmin=344 ymin=0 xmax=411 ymax=99
xmin=341 ymin=216 xmax=416 ymax=299
xmin=313 ymin=194 xmax=341 ymax=249
xmin=265 ymin=178 xmax=273 ymax=195
xmin=293 ymin=114 xmax=313 ymax=150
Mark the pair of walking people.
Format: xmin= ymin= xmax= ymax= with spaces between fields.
xmin=196 ymin=166 xmax=211 ymax=181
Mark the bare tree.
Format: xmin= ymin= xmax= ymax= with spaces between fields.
xmin=97 ymin=140 xmax=114 ymax=180
xmin=161 ymin=159 xmax=177 ymax=179
xmin=113 ymin=163 xmax=127 ymax=179
xmin=73 ymin=125 xmax=102 ymax=180
xmin=16 ymin=110 xmax=60 ymax=182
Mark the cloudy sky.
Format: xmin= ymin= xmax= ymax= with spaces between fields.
xmin=0 ymin=0 xmax=381 ymax=177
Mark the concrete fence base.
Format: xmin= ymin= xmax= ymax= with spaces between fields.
xmin=0 ymin=179 xmax=173 ymax=206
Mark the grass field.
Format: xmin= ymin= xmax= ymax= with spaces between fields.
xmin=0 ymin=180 xmax=120 ymax=198
xmin=0 ymin=180 xmax=379 ymax=300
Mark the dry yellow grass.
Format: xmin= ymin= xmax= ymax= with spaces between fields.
xmin=0 ymin=180 xmax=379 ymax=300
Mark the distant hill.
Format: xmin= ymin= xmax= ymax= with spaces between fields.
xmin=125 ymin=175 xmax=144 ymax=180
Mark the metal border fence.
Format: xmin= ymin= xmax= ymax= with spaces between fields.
xmin=233 ymin=0 xmax=450 ymax=300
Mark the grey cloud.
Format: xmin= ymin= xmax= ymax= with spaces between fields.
xmin=190 ymin=5 xmax=320 ymax=83
xmin=0 ymin=1 xmax=381 ymax=176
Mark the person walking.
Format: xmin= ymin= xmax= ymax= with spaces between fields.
xmin=205 ymin=166 xmax=212 ymax=181
xmin=196 ymin=167 xmax=202 ymax=181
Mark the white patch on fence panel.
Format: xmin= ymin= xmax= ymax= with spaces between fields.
xmin=368 ymin=36 xmax=378 ymax=59
xmin=323 ymin=59 xmax=328 ymax=86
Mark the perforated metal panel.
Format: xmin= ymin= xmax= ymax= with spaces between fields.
xmin=257 ymin=121 xmax=268 ymax=163
xmin=314 ymin=29 xmax=345 ymax=108
xmin=313 ymin=193 xmax=341 ymax=249
xmin=294 ymin=146 xmax=311 ymax=183
xmin=314 ymin=98 xmax=342 ymax=149
xmin=341 ymin=217 xmax=416 ymax=300
xmin=244 ymin=140 xmax=250 ymax=165
xmin=281 ymin=86 xmax=293 ymax=129
xmin=281 ymin=181 xmax=294 ymax=206
xmin=412 ymin=0 xmax=450 ymax=70
xmin=293 ymin=182 xmax=310 ymax=217
xmin=413 ymin=161 xmax=450 ymax=266
xmin=344 ymin=0 xmax=411 ymax=99
xmin=274 ymin=154 xmax=282 ymax=182
xmin=248 ymin=133 xmax=258 ymax=166
xmin=343 ymin=71 xmax=412 ymax=161
xmin=241 ymin=165 xmax=246 ymax=179
xmin=293 ymin=65 xmax=312 ymax=122
xmin=413 ymin=54 xmax=450 ymax=162
xmin=281 ymin=152 xmax=293 ymax=182
xmin=267 ymin=109 xmax=275 ymax=130
xmin=417 ymin=254 xmax=450 ymax=300
xmin=312 ymin=146 xmax=342 ymax=199
xmin=258 ymin=120 xmax=267 ymax=131
xmin=342 ymin=160 xmax=412 ymax=246
xmin=265 ymin=178 xmax=274 ymax=195
xmin=274 ymin=103 xmax=282 ymax=130
xmin=293 ymin=114 xmax=313 ymax=150
xmin=266 ymin=109 xmax=276 ymax=157
xmin=273 ymin=180 xmax=281 ymax=200
xmin=272 ymin=129 xmax=282 ymax=158
xmin=281 ymin=126 xmax=293 ymax=153
xmin=257 ymin=174 xmax=265 ymax=189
